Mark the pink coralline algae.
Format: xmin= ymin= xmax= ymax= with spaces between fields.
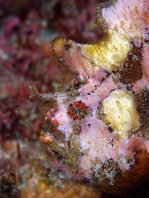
xmin=0 ymin=11 xmax=61 ymax=141
xmin=47 ymin=0 xmax=102 ymax=43
xmin=40 ymin=0 xmax=149 ymax=195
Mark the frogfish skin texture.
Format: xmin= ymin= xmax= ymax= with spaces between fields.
xmin=39 ymin=0 xmax=149 ymax=195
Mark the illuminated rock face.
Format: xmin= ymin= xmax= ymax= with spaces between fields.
xmin=40 ymin=0 xmax=149 ymax=194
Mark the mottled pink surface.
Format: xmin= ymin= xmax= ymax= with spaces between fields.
xmin=133 ymin=45 xmax=149 ymax=93
xmin=55 ymin=95 xmax=73 ymax=139
xmin=77 ymin=76 xmax=117 ymax=113
xmin=142 ymin=46 xmax=149 ymax=79
xmin=101 ymin=0 xmax=149 ymax=46
xmin=42 ymin=0 xmax=149 ymax=187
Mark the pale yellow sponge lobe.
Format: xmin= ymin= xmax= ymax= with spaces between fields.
xmin=100 ymin=89 xmax=140 ymax=138
xmin=81 ymin=30 xmax=131 ymax=72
